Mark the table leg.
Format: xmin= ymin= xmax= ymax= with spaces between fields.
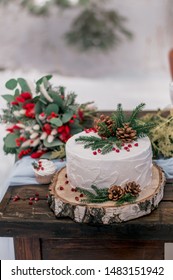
xmin=14 ymin=237 xmax=41 ymax=260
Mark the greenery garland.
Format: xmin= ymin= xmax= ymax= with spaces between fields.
xmin=76 ymin=103 xmax=154 ymax=154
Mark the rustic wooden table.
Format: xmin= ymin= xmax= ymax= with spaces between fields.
xmin=0 ymin=180 xmax=173 ymax=260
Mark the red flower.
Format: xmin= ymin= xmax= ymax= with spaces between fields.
xmin=20 ymin=92 xmax=32 ymax=100
xmin=11 ymin=101 xmax=19 ymax=106
xmin=30 ymin=150 xmax=46 ymax=158
xmin=6 ymin=125 xmax=21 ymax=133
xmin=58 ymin=125 xmax=71 ymax=143
xmin=16 ymin=96 xmax=25 ymax=103
xmin=23 ymin=103 xmax=35 ymax=118
xmin=43 ymin=123 xmax=52 ymax=135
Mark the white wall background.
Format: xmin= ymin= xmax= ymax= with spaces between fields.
xmin=0 ymin=0 xmax=173 ymax=260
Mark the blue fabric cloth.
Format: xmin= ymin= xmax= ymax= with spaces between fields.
xmin=7 ymin=156 xmax=66 ymax=186
xmin=154 ymin=158 xmax=173 ymax=179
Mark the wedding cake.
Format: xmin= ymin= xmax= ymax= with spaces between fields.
xmin=64 ymin=103 xmax=155 ymax=198
xmin=66 ymin=131 xmax=153 ymax=192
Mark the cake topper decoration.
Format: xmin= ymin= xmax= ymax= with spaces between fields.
xmin=76 ymin=103 xmax=154 ymax=154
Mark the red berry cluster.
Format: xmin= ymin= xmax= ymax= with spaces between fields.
xmin=122 ymin=142 xmax=139 ymax=152
xmin=18 ymin=148 xmax=32 ymax=159
xmin=33 ymin=160 xmax=45 ymax=171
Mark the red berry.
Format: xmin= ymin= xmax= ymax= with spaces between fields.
xmin=126 ymin=149 xmax=130 ymax=152
xmin=112 ymin=147 xmax=116 ymax=151
xmin=116 ymin=149 xmax=120 ymax=153
xmin=75 ymin=196 xmax=79 ymax=201
xmin=29 ymin=197 xmax=34 ymax=201
xmin=93 ymin=151 xmax=97 ymax=155
xmin=65 ymin=174 xmax=67 ymax=178
xmin=35 ymin=197 xmax=39 ymax=201
xmin=59 ymin=186 xmax=64 ymax=190
xmin=80 ymin=194 xmax=84 ymax=197
xmin=121 ymin=143 xmax=125 ymax=146
xmin=41 ymin=167 xmax=44 ymax=170
xmin=29 ymin=201 xmax=33 ymax=205
xmin=71 ymin=188 xmax=75 ymax=192
xmin=65 ymin=180 xmax=69 ymax=184
xmin=98 ymin=149 xmax=101 ymax=153
xmin=134 ymin=143 xmax=139 ymax=147
xmin=35 ymin=192 xmax=39 ymax=196
xmin=128 ymin=144 xmax=132 ymax=148
xmin=124 ymin=146 xmax=128 ymax=150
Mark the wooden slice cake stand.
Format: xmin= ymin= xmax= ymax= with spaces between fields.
xmin=48 ymin=164 xmax=166 ymax=224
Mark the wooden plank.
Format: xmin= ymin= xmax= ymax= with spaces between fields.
xmin=41 ymin=239 xmax=164 ymax=260
xmin=14 ymin=237 xmax=41 ymax=260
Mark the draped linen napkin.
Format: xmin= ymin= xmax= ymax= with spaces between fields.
xmin=7 ymin=156 xmax=66 ymax=186
xmin=154 ymin=158 xmax=173 ymax=179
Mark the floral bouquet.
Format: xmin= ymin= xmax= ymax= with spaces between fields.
xmin=0 ymin=75 xmax=96 ymax=160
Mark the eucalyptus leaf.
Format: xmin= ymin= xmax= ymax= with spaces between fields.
xmin=43 ymin=138 xmax=64 ymax=148
xmin=3 ymin=133 xmax=19 ymax=148
xmin=49 ymin=117 xmax=62 ymax=127
xmin=45 ymin=104 xmax=59 ymax=115
xmin=1 ymin=94 xmax=14 ymax=103
xmin=49 ymin=91 xmax=64 ymax=108
xmin=62 ymin=110 xmax=73 ymax=123
xmin=35 ymin=101 xmax=43 ymax=114
xmin=14 ymin=89 xmax=20 ymax=97
xmin=17 ymin=78 xmax=31 ymax=92
xmin=5 ymin=79 xmax=17 ymax=90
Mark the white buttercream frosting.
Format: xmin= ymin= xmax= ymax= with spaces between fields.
xmin=66 ymin=131 xmax=153 ymax=191
xmin=34 ymin=159 xmax=56 ymax=176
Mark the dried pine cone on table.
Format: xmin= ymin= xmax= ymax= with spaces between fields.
xmin=116 ymin=123 xmax=137 ymax=143
xmin=108 ymin=185 xmax=124 ymax=201
xmin=124 ymin=181 xmax=141 ymax=196
xmin=94 ymin=114 xmax=114 ymax=137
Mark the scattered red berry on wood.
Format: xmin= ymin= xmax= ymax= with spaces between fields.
xmin=75 ymin=197 xmax=79 ymax=201
xmin=65 ymin=180 xmax=69 ymax=184
xmin=35 ymin=192 xmax=39 ymax=196
xmin=80 ymin=194 xmax=84 ymax=197
xmin=71 ymin=188 xmax=75 ymax=192
xmin=29 ymin=201 xmax=33 ymax=205
xmin=59 ymin=186 xmax=64 ymax=190
xmin=35 ymin=197 xmax=39 ymax=201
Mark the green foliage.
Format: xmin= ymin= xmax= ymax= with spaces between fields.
xmin=45 ymin=104 xmax=59 ymax=115
xmin=77 ymin=185 xmax=138 ymax=205
xmin=76 ymin=135 xmax=114 ymax=154
xmin=141 ymin=111 xmax=173 ymax=158
xmin=77 ymin=185 xmax=109 ymax=203
xmin=1 ymin=94 xmax=14 ymax=103
xmin=49 ymin=117 xmax=62 ymax=127
xmin=76 ymin=103 xmax=154 ymax=155
xmin=3 ymin=133 xmax=19 ymax=154
xmin=5 ymin=79 xmax=18 ymax=90
xmin=116 ymin=193 xmax=136 ymax=206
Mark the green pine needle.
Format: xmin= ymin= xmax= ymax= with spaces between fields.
xmin=116 ymin=193 xmax=137 ymax=205
xmin=128 ymin=103 xmax=145 ymax=125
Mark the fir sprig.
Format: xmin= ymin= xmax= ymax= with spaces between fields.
xmin=75 ymin=135 xmax=114 ymax=154
xmin=77 ymin=185 xmax=138 ymax=205
xmin=77 ymin=185 xmax=109 ymax=204
xmin=76 ymin=103 xmax=155 ymax=154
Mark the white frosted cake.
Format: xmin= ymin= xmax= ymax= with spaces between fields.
xmin=66 ymin=131 xmax=153 ymax=192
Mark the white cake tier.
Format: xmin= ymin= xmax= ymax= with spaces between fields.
xmin=66 ymin=131 xmax=153 ymax=191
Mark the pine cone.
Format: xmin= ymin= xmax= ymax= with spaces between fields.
xmin=124 ymin=181 xmax=141 ymax=196
xmin=116 ymin=123 xmax=137 ymax=143
xmin=108 ymin=185 xmax=125 ymax=201
xmin=94 ymin=114 xmax=114 ymax=137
